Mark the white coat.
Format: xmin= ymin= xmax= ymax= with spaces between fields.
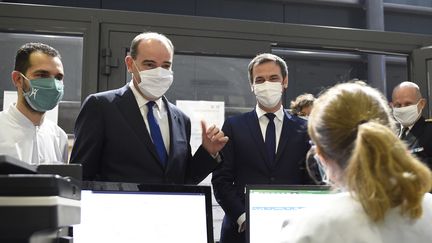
xmin=0 ymin=104 xmax=68 ymax=164
xmin=279 ymin=192 xmax=432 ymax=243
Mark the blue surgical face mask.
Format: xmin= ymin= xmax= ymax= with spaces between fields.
xmin=21 ymin=73 xmax=64 ymax=112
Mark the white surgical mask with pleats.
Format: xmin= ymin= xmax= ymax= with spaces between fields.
xmin=253 ymin=81 xmax=283 ymax=109
xmin=133 ymin=61 xmax=173 ymax=100
xmin=393 ymin=102 xmax=421 ymax=127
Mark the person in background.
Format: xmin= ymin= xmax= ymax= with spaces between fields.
xmin=70 ymin=32 xmax=228 ymax=183
xmin=280 ymin=82 xmax=432 ymax=243
xmin=391 ymin=81 xmax=432 ymax=169
xmin=212 ymin=53 xmax=311 ymax=243
xmin=0 ymin=43 xmax=68 ymax=165
xmin=289 ymin=93 xmax=315 ymax=119
xmin=304 ymin=145 xmax=326 ymax=185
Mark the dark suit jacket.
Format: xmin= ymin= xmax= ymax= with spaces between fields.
xmin=211 ymin=109 xmax=311 ymax=242
xmin=70 ymin=84 xmax=218 ymax=184
xmin=403 ymin=116 xmax=432 ymax=169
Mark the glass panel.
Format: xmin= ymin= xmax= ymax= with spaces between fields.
xmin=0 ymin=32 xmax=83 ymax=134
xmin=386 ymin=60 xmax=408 ymax=99
xmin=384 ymin=0 xmax=432 ymax=8
xmin=125 ymin=51 xmax=407 ymax=117
xmin=167 ymin=54 xmax=253 ymax=118
xmin=274 ymin=48 xmax=367 ymax=105
xmin=273 ymin=48 xmax=408 ymax=104
xmin=125 ymin=54 xmax=253 ymax=118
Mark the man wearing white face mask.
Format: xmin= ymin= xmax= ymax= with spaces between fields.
xmin=212 ymin=53 xmax=311 ymax=243
xmin=391 ymin=81 xmax=432 ymax=169
xmin=70 ymin=32 xmax=228 ymax=184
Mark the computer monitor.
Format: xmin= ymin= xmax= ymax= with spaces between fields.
xmin=246 ymin=184 xmax=333 ymax=243
xmin=0 ymin=154 xmax=37 ymax=174
xmin=73 ymin=182 xmax=214 ymax=243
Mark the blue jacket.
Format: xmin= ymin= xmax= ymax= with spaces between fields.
xmin=212 ymin=109 xmax=311 ymax=242
xmin=70 ymin=84 xmax=217 ymax=184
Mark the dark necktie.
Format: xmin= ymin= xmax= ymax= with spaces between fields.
xmin=400 ymin=126 xmax=409 ymax=140
xmin=265 ymin=113 xmax=276 ymax=163
xmin=146 ymin=101 xmax=167 ymax=167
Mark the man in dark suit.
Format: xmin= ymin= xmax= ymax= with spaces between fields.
xmin=391 ymin=81 xmax=432 ymax=169
xmin=212 ymin=53 xmax=311 ymax=243
xmin=70 ymin=32 xmax=228 ymax=184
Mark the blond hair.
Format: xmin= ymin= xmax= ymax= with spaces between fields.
xmin=308 ymin=82 xmax=432 ymax=221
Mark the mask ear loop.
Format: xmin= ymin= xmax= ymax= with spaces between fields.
xmin=131 ymin=60 xmax=143 ymax=84
xmin=250 ymin=80 xmax=256 ymax=92
xmin=18 ymin=72 xmax=32 ymax=95
xmin=313 ymin=153 xmax=330 ymax=184
xmin=305 ymin=145 xmax=326 ymax=185
xmin=416 ymin=99 xmax=424 ymax=114
xmin=132 ymin=60 xmax=142 ymax=73
xmin=19 ymin=72 xmax=30 ymax=81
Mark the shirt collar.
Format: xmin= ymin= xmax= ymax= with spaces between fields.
xmin=7 ymin=103 xmax=37 ymax=128
xmin=255 ymin=104 xmax=284 ymax=122
xmin=129 ymin=81 xmax=163 ymax=110
xmin=400 ymin=123 xmax=414 ymax=132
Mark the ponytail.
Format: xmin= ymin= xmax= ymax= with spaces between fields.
xmin=345 ymin=121 xmax=432 ymax=221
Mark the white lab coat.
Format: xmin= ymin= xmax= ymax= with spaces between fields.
xmin=279 ymin=192 xmax=432 ymax=243
xmin=0 ymin=104 xmax=68 ymax=164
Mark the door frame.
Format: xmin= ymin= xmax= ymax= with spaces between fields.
xmin=411 ymin=47 xmax=432 ymax=117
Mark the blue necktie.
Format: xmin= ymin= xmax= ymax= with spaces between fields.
xmin=146 ymin=101 xmax=167 ymax=167
xmin=265 ymin=113 xmax=276 ymax=163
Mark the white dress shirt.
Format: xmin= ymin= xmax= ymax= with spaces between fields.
xmin=0 ymin=104 xmax=68 ymax=165
xmin=255 ymin=104 xmax=284 ymax=152
xmin=399 ymin=123 xmax=415 ymax=138
xmin=129 ymin=82 xmax=170 ymax=154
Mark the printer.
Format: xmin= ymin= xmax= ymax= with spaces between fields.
xmin=0 ymin=155 xmax=81 ymax=243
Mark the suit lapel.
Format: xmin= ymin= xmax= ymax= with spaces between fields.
xmin=245 ymin=110 xmax=270 ymax=166
xmin=275 ymin=110 xmax=293 ymax=164
xmin=165 ymin=98 xmax=178 ymax=167
xmin=115 ymin=85 xmax=161 ymax=165
xmin=406 ymin=117 xmax=424 ymax=148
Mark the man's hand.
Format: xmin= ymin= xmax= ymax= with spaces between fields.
xmin=201 ymin=120 xmax=229 ymax=156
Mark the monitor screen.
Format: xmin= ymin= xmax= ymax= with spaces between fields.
xmin=246 ymin=185 xmax=333 ymax=243
xmin=73 ymin=182 xmax=214 ymax=243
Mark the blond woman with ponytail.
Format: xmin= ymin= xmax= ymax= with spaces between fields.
xmin=280 ymin=82 xmax=432 ymax=243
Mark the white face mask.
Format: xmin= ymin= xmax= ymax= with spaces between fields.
xmin=133 ymin=61 xmax=173 ymax=100
xmin=393 ymin=102 xmax=421 ymax=127
xmin=253 ymin=81 xmax=283 ymax=109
